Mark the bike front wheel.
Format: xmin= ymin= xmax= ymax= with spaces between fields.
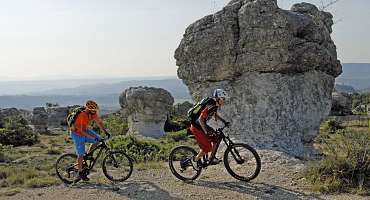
xmin=102 ymin=151 xmax=133 ymax=182
xmin=224 ymin=143 xmax=261 ymax=182
xmin=55 ymin=153 xmax=80 ymax=184
xmin=168 ymin=145 xmax=201 ymax=181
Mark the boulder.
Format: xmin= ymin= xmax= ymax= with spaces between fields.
xmin=32 ymin=107 xmax=49 ymax=134
xmin=330 ymin=92 xmax=352 ymax=116
xmin=119 ymin=87 xmax=174 ymax=138
xmin=46 ymin=106 xmax=70 ymax=128
xmin=175 ymin=0 xmax=341 ymax=156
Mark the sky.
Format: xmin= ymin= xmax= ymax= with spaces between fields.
xmin=0 ymin=0 xmax=368 ymax=81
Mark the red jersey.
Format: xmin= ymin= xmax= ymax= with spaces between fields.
xmin=73 ymin=111 xmax=98 ymax=136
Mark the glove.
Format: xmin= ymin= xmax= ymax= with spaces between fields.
xmin=224 ymin=121 xmax=231 ymax=127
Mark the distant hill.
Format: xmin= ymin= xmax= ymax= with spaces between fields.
xmin=334 ymin=84 xmax=356 ymax=94
xmin=336 ymin=63 xmax=370 ymax=90
xmin=29 ymin=79 xmax=190 ymax=99
xmin=0 ymin=78 xmax=192 ymax=110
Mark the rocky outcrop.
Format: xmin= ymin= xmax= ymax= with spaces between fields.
xmin=172 ymin=101 xmax=193 ymax=118
xmin=32 ymin=107 xmax=49 ymax=134
xmin=175 ymin=0 xmax=341 ymax=156
xmin=119 ymin=87 xmax=174 ymax=138
xmin=330 ymin=92 xmax=352 ymax=116
xmin=46 ymin=106 xmax=78 ymax=128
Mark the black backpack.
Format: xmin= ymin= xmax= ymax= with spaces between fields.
xmin=66 ymin=106 xmax=85 ymax=128
xmin=187 ymin=97 xmax=213 ymax=122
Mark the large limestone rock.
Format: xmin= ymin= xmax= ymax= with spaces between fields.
xmin=175 ymin=0 xmax=341 ymax=156
xmin=119 ymin=87 xmax=174 ymax=138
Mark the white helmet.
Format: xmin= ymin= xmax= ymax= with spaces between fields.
xmin=213 ymin=89 xmax=229 ymax=99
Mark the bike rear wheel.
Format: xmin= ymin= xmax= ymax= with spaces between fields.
xmin=102 ymin=151 xmax=133 ymax=182
xmin=168 ymin=145 xmax=201 ymax=181
xmin=224 ymin=143 xmax=261 ymax=182
xmin=55 ymin=153 xmax=80 ymax=184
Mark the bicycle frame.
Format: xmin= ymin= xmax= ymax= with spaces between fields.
xmin=201 ymin=126 xmax=236 ymax=167
xmin=83 ymin=140 xmax=110 ymax=171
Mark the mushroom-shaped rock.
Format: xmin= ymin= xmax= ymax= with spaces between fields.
xmin=175 ymin=0 xmax=342 ymax=156
xmin=119 ymin=87 xmax=174 ymax=138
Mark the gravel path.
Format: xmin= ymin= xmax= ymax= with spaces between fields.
xmin=2 ymin=150 xmax=368 ymax=200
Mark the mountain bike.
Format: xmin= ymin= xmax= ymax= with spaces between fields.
xmin=169 ymin=125 xmax=261 ymax=181
xmin=55 ymin=134 xmax=133 ymax=184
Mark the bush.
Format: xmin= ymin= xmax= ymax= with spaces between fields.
xmin=0 ymin=128 xmax=39 ymax=146
xmin=2 ymin=116 xmax=28 ymax=130
xmin=102 ymin=114 xmax=128 ymax=136
xmin=0 ymin=145 xmax=12 ymax=163
xmin=321 ymin=119 xmax=344 ymax=134
xmin=110 ymin=130 xmax=193 ymax=163
xmin=305 ymin=129 xmax=370 ymax=194
xmin=163 ymin=129 xmax=189 ymax=142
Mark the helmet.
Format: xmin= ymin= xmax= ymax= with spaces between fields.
xmin=213 ymin=89 xmax=229 ymax=99
xmin=85 ymin=100 xmax=99 ymax=111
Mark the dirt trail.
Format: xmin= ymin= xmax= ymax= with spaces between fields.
xmin=2 ymin=150 xmax=367 ymax=200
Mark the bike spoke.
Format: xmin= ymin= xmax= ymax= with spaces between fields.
xmin=224 ymin=144 xmax=261 ymax=182
xmin=169 ymin=146 xmax=201 ymax=181
xmin=103 ymin=152 xmax=133 ymax=182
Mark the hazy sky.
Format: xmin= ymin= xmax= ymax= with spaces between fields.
xmin=0 ymin=0 xmax=368 ymax=80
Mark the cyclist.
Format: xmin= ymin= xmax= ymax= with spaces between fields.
xmin=190 ymin=89 xmax=230 ymax=170
xmin=70 ymin=100 xmax=110 ymax=181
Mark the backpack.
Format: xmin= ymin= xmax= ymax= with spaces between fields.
xmin=66 ymin=106 xmax=85 ymax=128
xmin=187 ymin=97 xmax=213 ymax=122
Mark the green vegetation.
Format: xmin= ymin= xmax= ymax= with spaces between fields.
xmin=101 ymin=113 xmax=128 ymax=136
xmin=352 ymin=93 xmax=370 ymax=109
xmin=109 ymin=129 xmax=195 ymax=163
xmin=306 ymin=119 xmax=370 ymax=194
xmin=0 ymin=115 xmax=39 ymax=146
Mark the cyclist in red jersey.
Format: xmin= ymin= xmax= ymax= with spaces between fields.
xmin=190 ymin=89 xmax=230 ymax=170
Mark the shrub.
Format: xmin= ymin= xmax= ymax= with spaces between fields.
xmin=0 ymin=145 xmax=12 ymax=163
xmin=110 ymin=131 xmax=193 ymax=163
xmin=2 ymin=116 xmax=28 ymax=130
xmin=305 ymin=128 xmax=370 ymax=194
xmin=101 ymin=114 xmax=128 ymax=136
xmin=0 ymin=128 xmax=39 ymax=146
xmin=321 ymin=119 xmax=344 ymax=134
xmin=163 ymin=129 xmax=189 ymax=142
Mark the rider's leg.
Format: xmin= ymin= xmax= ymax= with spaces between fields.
xmin=194 ymin=149 xmax=206 ymax=161
xmin=70 ymin=131 xmax=85 ymax=171
xmin=85 ymin=129 xmax=102 ymax=154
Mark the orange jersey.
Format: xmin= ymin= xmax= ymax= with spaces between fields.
xmin=73 ymin=111 xmax=98 ymax=136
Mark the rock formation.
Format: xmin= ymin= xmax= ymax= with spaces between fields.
xmin=330 ymin=92 xmax=352 ymax=116
xmin=175 ymin=0 xmax=341 ymax=156
xmin=32 ymin=107 xmax=49 ymax=134
xmin=119 ymin=87 xmax=174 ymax=138
xmin=46 ymin=106 xmax=78 ymax=128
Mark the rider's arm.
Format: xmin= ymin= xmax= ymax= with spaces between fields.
xmin=215 ymin=112 xmax=227 ymax=124
xmin=93 ymin=115 xmax=108 ymax=134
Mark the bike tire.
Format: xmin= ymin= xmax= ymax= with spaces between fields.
xmin=102 ymin=151 xmax=133 ymax=182
xmin=168 ymin=145 xmax=202 ymax=181
xmin=55 ymin=153 xmax=80 ymax=184
xmin=224 ymin=143 xmax=261 ymax=182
